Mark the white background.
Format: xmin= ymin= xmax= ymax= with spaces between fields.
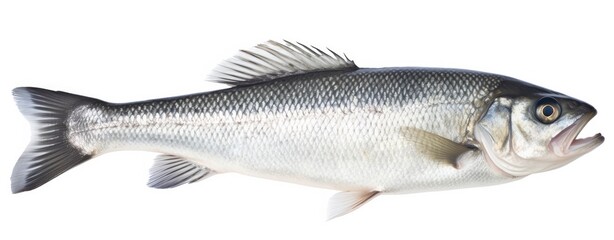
xmin=1 ymin=1 xmax=612 ymax=239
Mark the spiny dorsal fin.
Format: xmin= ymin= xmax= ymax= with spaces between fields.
xmin=148 ymin=154 xmax=213 ymax=189
xmin=210 ymin=40 xmax=358 ymax=86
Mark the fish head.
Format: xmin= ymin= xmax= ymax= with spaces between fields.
xmin=475 ymin=80 xmax=604 ymax=177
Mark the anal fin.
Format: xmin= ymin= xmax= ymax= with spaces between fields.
xmin=328 ymin=191 xmax=380 ymax=220
xmin=148 ymin=154 xmax=213 ymax=189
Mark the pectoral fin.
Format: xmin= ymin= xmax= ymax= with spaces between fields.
xmin=148 ymin=154 xmax=214 ymax=189
xmin=401 ymin=127 xmax=472 ymax=168
xmin=328 ymin=191 xmax=380 ymax=220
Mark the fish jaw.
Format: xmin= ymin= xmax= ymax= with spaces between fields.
xmin=549 ymin=112 xmax=604 ymax=159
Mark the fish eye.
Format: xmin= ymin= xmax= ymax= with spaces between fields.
xmin=535 ymin=97 xmax=561 ymax=124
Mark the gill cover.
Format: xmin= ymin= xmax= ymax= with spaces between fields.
xmin=475 ymin=90 xmax=603 ymax=177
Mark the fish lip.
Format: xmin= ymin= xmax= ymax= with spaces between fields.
xmin=549 ymin=112 xmax=604 ymax=157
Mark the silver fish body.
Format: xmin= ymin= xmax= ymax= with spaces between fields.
xmin=70 ymin=68 xmax=507 ymax=192
xmin=12 ymin=41 xmax=604 ymax=219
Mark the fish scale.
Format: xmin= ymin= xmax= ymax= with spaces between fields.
xmin=11 ymin=41 xmax=603 ymax=219
xmin=67 ymin=68 xmax=501 ymax=193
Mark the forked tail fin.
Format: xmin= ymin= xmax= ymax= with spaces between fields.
xmin=12 ymin=87 xmax=101 ymax=193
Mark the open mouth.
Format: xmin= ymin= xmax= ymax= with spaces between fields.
xmin=550 ymin=112 xmax=604 ymax=157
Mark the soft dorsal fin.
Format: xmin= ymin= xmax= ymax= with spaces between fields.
xmin=148 ymin=154 xmax=213 ymax=189
xmin=210 ymin=40 xmax=358 ymax=86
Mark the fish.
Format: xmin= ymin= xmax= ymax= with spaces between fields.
xmin=11 ymin=40 xmax=604 ymax=219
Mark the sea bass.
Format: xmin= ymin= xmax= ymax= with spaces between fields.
xmin=12 ymin=41 xmax=604 ymax=219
